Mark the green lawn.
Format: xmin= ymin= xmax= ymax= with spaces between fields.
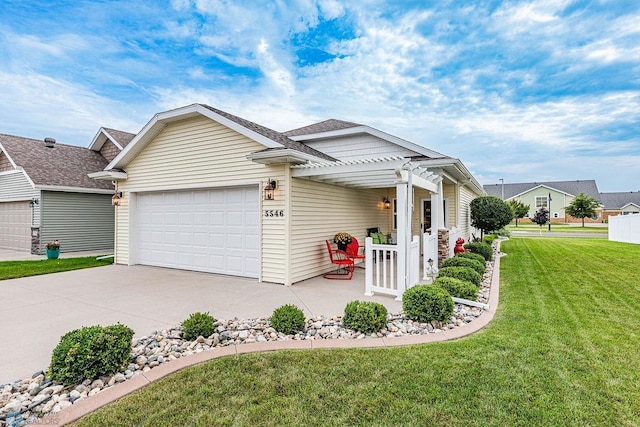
xmin=0 ymin=256 xmax=112 ymax=280
xmin=508 ymin=223 xmax=609 ymax=234
xmin=73 ymin=239 xmax=640 ymax=426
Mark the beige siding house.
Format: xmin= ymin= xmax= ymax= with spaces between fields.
xmin=93 ymin=104 xmax=484 ymax=289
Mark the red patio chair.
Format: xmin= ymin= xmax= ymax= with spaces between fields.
xmin=323 ymin=240 xmax=354 ymax=280
xmin=346 ymin=237 xmax=365 ymax=266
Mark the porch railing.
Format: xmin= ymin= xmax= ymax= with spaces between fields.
xmin=423 ymin=231 xmax=438 ymax=280
xmin=364 ymin=238 xmax=398 ymax=297
xmin=364 ymin=236 xmax=420 ymax=298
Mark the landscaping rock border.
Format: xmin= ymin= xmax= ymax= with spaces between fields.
xmin=0 ymin=246 xmax=499 ymax=426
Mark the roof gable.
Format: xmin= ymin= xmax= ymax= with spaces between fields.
xmin=89 ymin=127 xmax=136 ymax=151
xmin=0 ymin=133 xmax=113 ymax=191
xmin=108 ymin=104 xmax=334 ymax=170
xmin=285 ymin=119 xmax=447 ymax=160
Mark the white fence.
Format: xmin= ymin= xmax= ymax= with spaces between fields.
xmin=364 ymin=236 xmax=420 ymax=298
xmin=609 ymin=214 xmax=640 ymax=244
xmin=423 ymin=231 xmax=438 ymax=280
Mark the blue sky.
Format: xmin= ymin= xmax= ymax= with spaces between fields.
xmin=0 ymin=0 xmax=638 ymax=192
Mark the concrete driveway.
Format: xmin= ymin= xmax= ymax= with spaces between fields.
xmin=0 ymin=264 xmax=401 ymax=385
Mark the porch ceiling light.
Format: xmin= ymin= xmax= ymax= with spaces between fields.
xmin=383 ymin=196 xmax=391 ymax=209
xmin=264 ymin=179 xmax=277 ymax=201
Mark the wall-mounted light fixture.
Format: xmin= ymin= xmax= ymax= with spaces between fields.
xmin=112 ymin=191 xmax=123 ymax=206
xmin=28 ymin=198 xmax=39 ymax=207
xmin=382 ymin=196 xmax=391 ymax=209
xmin=264 ymin=179 xmax=277 ymax=201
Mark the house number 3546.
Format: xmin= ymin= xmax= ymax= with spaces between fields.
xmin=264 ymin=210 xmax=284 ymax=217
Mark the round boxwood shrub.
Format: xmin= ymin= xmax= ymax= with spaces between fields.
xmin=433 ymin=277 xmax=478 ymax=300
xmin=342 ymin=300 xmax=388 ymax=333
xmin=483 ymin=234 xmax=498 ymax=245
xmin=49 ymin=323 xmax=134 ymax=385
xmin=181 ymin=312 xmax=216 ymax=341
xmin=437 ymin=266 xmax=482 ymax=287
xmin=455 ymin=251 xmax=486 ymax=265
xmin=441 ymin=256 xmax=485 ymax=275
xmin=402 ymin=285 xmax=454 ymax=323
xmin=464 ymin=242 xmax=493 ymax=261
xmin=270 ymin=304 xmax=306 ymax=334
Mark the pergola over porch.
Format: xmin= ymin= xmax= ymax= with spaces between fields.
xmin=291 ymin=156 xmax=448 ymax=299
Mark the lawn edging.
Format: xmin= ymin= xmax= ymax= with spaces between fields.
xmin=48 ymin=247 xmax=503 ymax=426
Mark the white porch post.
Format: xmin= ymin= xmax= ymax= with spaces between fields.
xmin=364 ymin=237 xmax=373 ymax=296
xmin=431 ymin=175 xmax=445 ymax=230
xmin=395 ymin=181 xmax=408 ymax=301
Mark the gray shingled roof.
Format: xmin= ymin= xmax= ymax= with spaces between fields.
xmin=103 ymin=128 xmax=135 ymax=148
xmin=283 ymin=119 xmax=362 ymax=137
xmin=483 ymin=180 xmax=601 ymax=201
xmin=200 ymin=105 xmax=336 ymax=161
xmin=0 ymin=133 xmax=113 ymax=190
xmin=599 ymin=192 xmax=640 ymax=209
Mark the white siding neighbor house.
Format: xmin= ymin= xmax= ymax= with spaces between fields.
xmin=91 ymin=104 xmax=484 ymax=294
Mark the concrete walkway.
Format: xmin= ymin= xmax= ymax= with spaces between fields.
xmin=0 ymin=248 xmax=113 ymax=262
xmin=0 ymin=265 xmax=401 ymax=385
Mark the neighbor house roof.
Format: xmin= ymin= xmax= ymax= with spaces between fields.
xmin=483 ymin=180 xmax=601 ymax=201
xmin=283 ymin=119 xmax=362 ymax=137
xmin=0 ymin=133 xmax=113 ymax=191
xmin=599 ymin=191 xmax=640 ymax=210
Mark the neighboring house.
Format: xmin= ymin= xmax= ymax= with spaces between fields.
xmin=599 ymin=192 xmax=640 ymax=221
xmin=484 ymin=180 xmax=602 ymax=223
xmin=0 ymin=128 xmax=133 ymax=254
xmin=90 ymin=104 xmax=484 ymax=289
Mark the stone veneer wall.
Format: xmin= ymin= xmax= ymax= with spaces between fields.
xmin=437 ymin=228 xmax=449 ymax=268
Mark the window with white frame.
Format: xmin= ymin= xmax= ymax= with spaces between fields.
xmin=535 ymin=196 xmax=548 ymax=209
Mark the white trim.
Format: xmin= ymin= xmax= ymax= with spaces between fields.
xmin=88 ymin=170 xmax=128 ymax=181
xmin=246 ymin=149 xmax=323 ymax=165
xmin=0 ymin=197 xmax=34 ymax=202
xmin=34 ymin=185 xmax=113 ymax=194
xmin=620 ymin=202 xmax=640 ymax=210
xmin=89 ymin=127 xmax=125 ymax=151
xmin=108 ymin=104 xmax=284 ymax=170
xmin=0 ymin=142 xmax=18 ymax=169
xmin=121 ymin=179 xmax=261 ymax=194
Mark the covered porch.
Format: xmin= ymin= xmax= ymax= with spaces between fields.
xmin=291 ymin=156 xmax=460 ymax=299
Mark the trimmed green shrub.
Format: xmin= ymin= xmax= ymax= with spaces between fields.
xmin=464 ymin=242 xmax=493 ymax=261
xmin=270 ymin=304 xmax=306 ymax=335
xmin=483 ymin=234 xmax=498 ymax=245
xmin=343 ymin=300 xmax=388 ymax=333
xmin=455 ymin=251 xmax=486 ymax=265
xmin=438 ymin=266 xmax=482 ymax=287
xmin=441 ymin=256 xmax=485 ymax=275
xmin=181 ymin=312 xmax=216 ymax=341
xmin=402 ymin=285 xmax=454 ymax=323
xmin=49 ymin=323 xmax=134 ymax=385
xmin=433 ymin=277 xmax=478 ymax=300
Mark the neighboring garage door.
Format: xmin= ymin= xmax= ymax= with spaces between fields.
xmin=0 ymin=201 xmax=31 ymax=251
xmin=136 ymin=187 xmax=259 ymax=278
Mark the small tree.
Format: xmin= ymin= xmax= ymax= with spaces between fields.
xmin=565 ymin=193 xmax=600 ymax=227
xmin=470 ymin=196 xmax=513 ymax=239
xmin=506 ymin=199 xmax=530 ymax=227
xmin=531 ymin=208 xmax=549 ymax=235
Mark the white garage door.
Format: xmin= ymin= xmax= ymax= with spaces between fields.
xmin=136 ymin=187 xmax=259 ymax=278
xmin=0 ymin=201 xmax=31 ymax=251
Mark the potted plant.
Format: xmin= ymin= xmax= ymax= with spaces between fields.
xmin=333 ymin=232 xmax=353 ymax=252
xmin=46 ymin=240 xmax=60 ymax=259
